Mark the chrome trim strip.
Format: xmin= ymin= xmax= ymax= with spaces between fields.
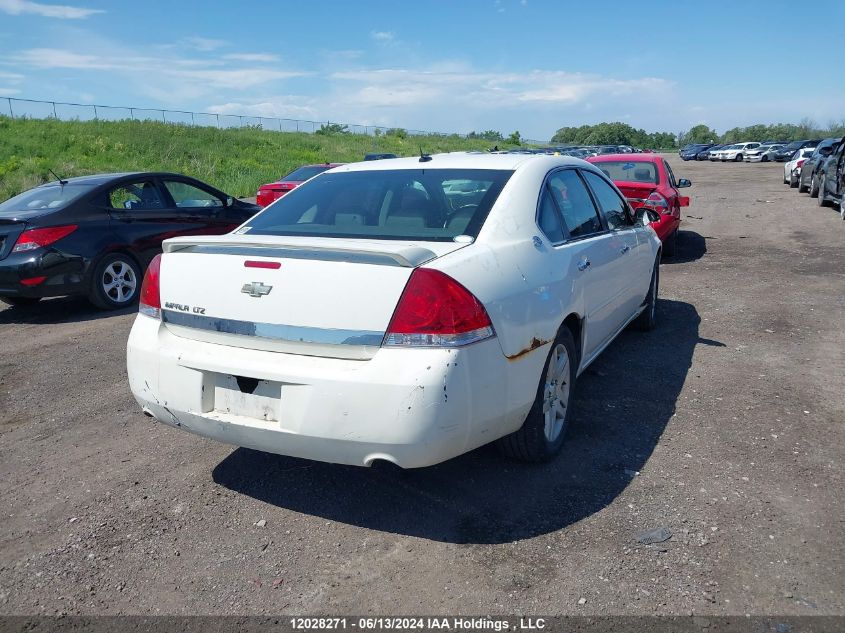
xmin=162 ymin=310 xmax=384 ymax=346
xmin=167 ymin=244 xmax=437 ymax=268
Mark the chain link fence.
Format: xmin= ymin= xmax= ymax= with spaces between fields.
xmin=3 ymin=97 xmax=547 ymax=145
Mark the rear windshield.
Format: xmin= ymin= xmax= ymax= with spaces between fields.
xmin=0 ymin=183 xmax=95 ymax=214
xmin=593 ymin=161 xmax=658 ymax=184
xmin=282 ymin=165 xmax=332 ymax=182
xmin=244 ymin=168 xmax=513 ymax=242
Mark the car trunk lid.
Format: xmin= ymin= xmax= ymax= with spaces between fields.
xmin=158 ymin=234 xmax=469 ymax=360
xmin=0 ymin=220 xmax=26 ymax=261
xmin=614 ymin=182 xmax=658 ymax=207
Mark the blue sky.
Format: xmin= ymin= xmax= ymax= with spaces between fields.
xmin=0 ymin=0 xmax=843 ymax=140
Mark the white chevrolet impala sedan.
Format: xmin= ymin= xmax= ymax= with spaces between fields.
xmin=127 ymin=153 xmax=662 ymax=468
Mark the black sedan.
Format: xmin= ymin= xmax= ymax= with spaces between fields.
xmin=0 ymin=172 xmax=259 ymax=309
xmin=773 ymin=139 xmax=822 ymax=162
xmin=696 ymin=144 xmax=724 ymax=160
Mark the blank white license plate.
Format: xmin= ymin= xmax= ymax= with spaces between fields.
xmin=213 ymin=375 xmax=281 ymax=422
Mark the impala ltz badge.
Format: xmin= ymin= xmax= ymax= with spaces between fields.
xmin=241 ymin=281 xmax=273 ymax=298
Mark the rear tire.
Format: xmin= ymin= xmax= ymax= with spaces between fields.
xmin=735 ymin=154 xmax=744 ymax=162
xmin=809 ymin=175 xmax=819 ymax=198
xmin=89 ymin=252 xmax=142 ymax=310
xmin=662 ymin=229 xmax=677 ymax=258
xmin=632 ymin=259 xmax=659 ymax=332
xmin=840 ymin=197 xmax=845 ymax=220
xmin=789 ymin=172 xmax=799 ymax=188
xmin=818 ymin=179 xmax=828 ymax=207
xmin=496 ymin=327 xmax=577 ymax=462
xmin=762 ymin=155 xmax=769 ymax=163
xmin=1 ymin=296 xmax=41 ymax=307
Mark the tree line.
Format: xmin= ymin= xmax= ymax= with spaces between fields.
xmin=679 ymin=119 xmax=845 ymax=145
xmin=550 ymin=122 xmax=677 ymax=149
xmin=547 ymin=120 xmax=845 ymax=149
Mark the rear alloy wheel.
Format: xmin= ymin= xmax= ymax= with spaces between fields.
xmin=735 ymin=154 xmax=744 ymax=162
xmin=761 ymin=155 xmax=769 ymax=163
xmin=662 ymin=229 xmax=677 ymax=258
xmin=817 ymin=179 xmax=828 ymax=207
xmin=789 ymin=171 xmax=799 ymax=188
xmin=809 ymin=174 xmax=819 ymax=198
xmin=632 ymin=259 xmax=659 ymax=332
xmin=89 ymin=253 xmax=141 ymax=310
xmin=496 ymin=327 xmax=577 ymax=462
xmin=1 ymin=296 xmax=41 ymax=307
xmin=840 ymin=197 xmax=845 ymax=220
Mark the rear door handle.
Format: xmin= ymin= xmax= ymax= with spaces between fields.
xmin=620 ymin=245 xmax=631 ymax=254
xmin=577 ymin=259 xmax=591 ymax=271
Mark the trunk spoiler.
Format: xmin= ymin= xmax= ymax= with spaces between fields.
xmin=163 ymin=236 xmax=439 ymax=268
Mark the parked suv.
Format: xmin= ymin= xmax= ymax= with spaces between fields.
xmin=816 ymin=141 xmax=845 ymax=217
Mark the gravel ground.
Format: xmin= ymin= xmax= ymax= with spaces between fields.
xmin=0 ymin=156 xmax=842 ymax=616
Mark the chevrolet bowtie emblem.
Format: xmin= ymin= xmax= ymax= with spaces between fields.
xmin=241 ymin=282 xmax=273 ymax=298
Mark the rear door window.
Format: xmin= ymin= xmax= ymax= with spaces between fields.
xmin=547 ymin=170 xmax=603 ymax=238
xmin=581 ymin=170 xmax=630 ymax=231
xmin=537 ymin=188 xmax=565 ymax=243
xmin=108 ymin=181 xmax=164 ymax=210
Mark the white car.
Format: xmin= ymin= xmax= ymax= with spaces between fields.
xmin=126 ymin=154 xmax=662 ymax=468
xmin=718 ymin=142 xmax=761 ymax=162
xmin=745 ymin=144 xmax=784 ymax=163
xmin=784 ymin=147 xmax=816 ymax=187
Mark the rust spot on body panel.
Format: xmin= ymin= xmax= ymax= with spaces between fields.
xmin=506 ymin=337 xmax=551 ymax=361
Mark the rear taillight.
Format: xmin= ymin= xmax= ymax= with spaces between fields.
xmin=256 ymin=189 xmax=272 ymax=208
xmin=383 ymin=268 xmax=494 ymax=347
xmin=139 ymin=254 xmax=162 ymax=319
xmin=12 ymin=225 xmax=77 ymax=253
xmin=797 ymin=159 xmax=806 ymax=168
xmin=643 ymin=192 xmax=670 ymax=214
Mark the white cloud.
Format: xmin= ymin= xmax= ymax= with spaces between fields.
xmin=0 ymin=87 xmax=21 ymax=96
xmin=12 ymin=46 xmax=309 ymax=103
xmin=182 ymin=36 xmax=225 ymax=52
xmin=370 ymin=30 xmax=395 ymax=43
xmin=330 ymin=68 xmax=672 ymax=110
xmin=0 ymin=0 xmax=102 ymax=19
xmin=207 ymin=98 xmax=319 ymax=121
xmin=223 ymin=53 xmax=280 ymax=63
xmin=0 ymin=71 xmax=25 ymax=83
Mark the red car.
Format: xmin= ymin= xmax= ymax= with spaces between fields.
xmin=587 ymin=154 xmax=690 ymax=256
xmin=256 ymin=163 xmax=343 ymax=208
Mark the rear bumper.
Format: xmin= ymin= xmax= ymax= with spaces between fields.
xmin=0 ymin=249 xmax=87 ymax=298
xmin=126 ymin=315 xmax=527 ymax=468
xmin=650 ymin=215 xmax=679 ymax=242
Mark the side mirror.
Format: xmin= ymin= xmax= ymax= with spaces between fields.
xmin=634 ymin=207 xmax=661 ymax=226
xmin=679 ymin=196 xmax=690 ymax=207
xmin=819 ymin=147 xmax=833 ymax=156
xmin=677 ymin=178 xmax=692 ymax=188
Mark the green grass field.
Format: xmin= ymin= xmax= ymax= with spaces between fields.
xmin=0 ymin=116 xmax=507 ymax=201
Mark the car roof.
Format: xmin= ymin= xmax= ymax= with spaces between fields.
xmin=34 ymin=171 xmax=204 ymax=188
xmin=587 ymin=153 xmax=659 ymax=163
xmin=331 ymin=152 xmax=580 ymax=173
